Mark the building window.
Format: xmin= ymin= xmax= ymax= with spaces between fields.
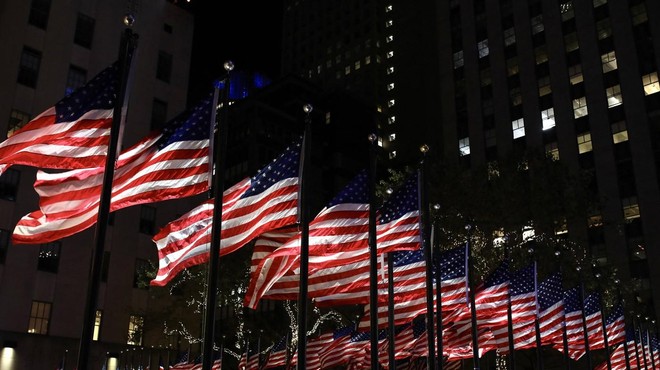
xmin=388 ymin=99 xmax=395 ymax=108
xmin=386 ymin=35 xmax=394 ymax=43
xmin=606 ymin=84 xmax=622 ymax=108
xmin=18 ymin=46 xmax=41 ymax=88
xmin=386 ymin=5 xmax=393 ymax=12
xmin=365 ymin=55 xmax=371 ymax=65
xmin=8 ymin=109 xmax=31 ymax=138
xmin=622 ymin=197 xmax=640 ymax=220
xmin=485 ymin=129 xmax=496 ymax=147
xmin=561 ymin=1 xmax=575 ymax=21
xmin=504 ymin=27 xmax=516 ymax=46
xmin=127 ymin=315 xmax=144 ymax=346
xmin=596 ymin=18 xmax=612 ymax=40
xmin=388 ymin=116 xmax=396 ymax=124
xmin=453 ymin=50 xmax=464 ymax=69
xmin=139 ymin=205 xmax=156 ymax=235
xmin=344 ymin=65 xmax=351 ymax=75
xmin=538 ymin=76 xmax=551 ymax=97
xmin=0 ymin=229 xmax=8 ymax=264
xmin=325 ymin=112 xmax=331 ymax=125
xmin=388 ymin=133 xmax=396 ymax=142
xmin=387 ymin=83 xmax=395 ymax=91
xmin=510 ymin=88 xmax=522 ymax=106
xmin=564 ymin=32 xmax=579 ymax=53
xmin=459 ymin=137 xmax=470 ymax=156
xmin=74 ymin=13 xmax=95 ymax=48
xmin=630 ymin=3 xmax=648 ymax=25
xmin=65 ymin=65 xmax=87 ymax=96
xmin=577 ymin=132 xmax=593 ymax=154
xmin=386 ymin=19 xmax=393 ymax=28
xmin=512 ymin=118 xmax=525 ymax=139
xmin=477 ymin=39 xmax=489 ymax=58
xmin=612 ymin=121 xmax=628 ymax=144
xmin=0 ymin=168 xmax=20 ymax=201
xmin=531 ymin=15 xmax=544 ymax=34
xmin=151 ymin=99 xmax=168 ymax=130
xmin=354 ymin=60 xmax=360 ymax=70
xmin=541 ymin=107 xmax=555 ymax=130
xmin=535 ymin=45 xmax=548 ymax=65
xmin=156 ymin=51 xmax=172 ymax=83
xmin=93 ymin=310 xmax=102 ymax=341
xmin=546 ymin=142 xmax=559 ymax=160
xmin=601 ymin=51 xmax=617 ymax=73
xmin=387 ymin=66 xmax=394 ymax=75
xmin=133 ymin=258 xmax=150 ymax=289
xmin=593 ymin=0 xmax=607 ymax=7
xmin=28 ymin=0 xmax=51 ymax=29
xmin=507 ymin=57 xmax=519 ymax=76
xmin=386 ymin=50 xmax=394 ymax=59
xmin=28 ymin=301 xmax=51 ymax=334
xmin=642 ymin=72 xmax=660 ymax=95
xmin=389 ymin=150 xmax=396 ymax=159
xmin=569 ymin=64 xmax=583 ymax=85
xmin=573 ymin=96 xmax=588 ymax=118
xmin=38 ymin=241 xmax=61 ymax=273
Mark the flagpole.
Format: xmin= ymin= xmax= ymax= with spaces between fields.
xmin=504 ymin=239 xmax=515 ymax=370
xmin=554 ymin=249 xmax=571 ymax=370
xmin=577 ymin=270 xmax=593 ymax=370
xmin=632 ymin=316 xmax=645 ymax=370
xmin=296 ymin=103 xmax=313 ymax=370
xmin=367 ymin=133 xmax=380 ymax=369
xmin=466 ymin=224 xmax=480 ymax=370
xmin=387 ymin=251 xmax=396 ymax=370
xmin=419 ymin=144 xmax=436 ymax=370
xmin=593 ymin=269 xmax=612 ymax=370
xmin=433 ymin=213 xmax=444 ymax=370
xmin=201 ymin=61 xmax=232 ymax=370
xmin=76 ymin=22 xmax=138 ymax=370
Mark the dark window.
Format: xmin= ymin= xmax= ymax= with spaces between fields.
xmin=151 ymin=99 xmax=168 ymax=130
xmin=37 ymin=241 xmax=61 ymax=273
xmin=65 ymin=65 xmax=87 ymax=96
xmin=0 ymin=169 xmax=20 ymax=201
xmin=8 ymin=109 xmax=31 ymax=138
xmin=139 ymin=206 xmax=156 ymax=235
xmin=133 ymin=258 xmax=150 ymax=289
xmin=18 ymin=47 xmax=41 ymax=88
xmin=156 ymin=51 xmax=173 ymax=83
xmin=28 ymin=0 xmax=51 ymax=29
xmin=163 ymin=23 xmax=173 ymax=34
xmin=0 ymin=229 xmax=9 ymax=264
xmin=74 ymin=13 xmax=95 ymax=49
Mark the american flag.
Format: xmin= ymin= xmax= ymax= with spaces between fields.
xmin=536 ymin=271 xmax=565 ymax=345
xmin=0 ymin=62 xmax=119 ymax=176
xmin=602 ymin=302 xmax=626 ymax=347
xmin=150 ymin=140 xmax=301 ymax=286
xmin=263 ymin=336 xmax=288 ymax=369
xmin=553 ymin=285 xmax=586 ymax=360
xmin=244 ymin=171 xmax=420 ymax=309
xmin=438 ymin=244 xmax=469 ymax=313
xmin=238 ymin=344 xmax=261 ymax=370
xmin=595 ymin=327 xmax=640 ymax=370
xmin=301 ymin=332 xmax=334 ymax=370
xmin=13 ymin=92 xmax=216 ymax=244
xmin=492 ymin=262 xmax=538 ymax=351
xmin=318 ymin=326 xmax=357 ymax=369
xmin=583 ymin=292 xmax=605 ymax=349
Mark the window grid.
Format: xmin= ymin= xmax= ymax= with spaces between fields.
xmin=477 ymin=39 xmax=489 ymax=58
xmin=642 ymin=72 xmax=660 ymax=96
xmin=459 ymin=137 xmax=470 ymax=156
xmin=541 ymin=107 xmax=555 ymax=130
xmin=127 ymin=315 xmax=144 ymax=346
xmin=512 ymin=118 xmax=525 ymax=139
xmin=601 ymin=51 xmax=617 ymax=73
xmin=18 ymin=47 xmax=41 ymax=88
xmin=577 ymin=132 xmax=593 ymax=153
xmin=573 ymin=96 xmax=588 ymax=118
xmin=606 ymin=85 xmax=622 ymax=108
xmin=622 ymin=197 xmax=640 ymax=220
xmin=28 ymin=301 xmax=51 ymax=334
xmin=8 ymin=109 xmax=31 ymax=138
xmin=611 ymin=121 xmax=629 ymax=144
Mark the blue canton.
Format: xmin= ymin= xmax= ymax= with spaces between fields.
xmin=327 ymin=169 xmax=369 ymax=206
xmin=242 ymin=138 xmax=302 ymax=198
xmin=510 ymin=263 xmax=536 ymax=296
xmin=158 ymin=92 xmax=214 ymax=149
xmin=379 ymin=173 xmax=418 ymax=224
xmin=55 ymin=62 xmax=118 ymax=123
xmin=538 ymin=272 xmax=563 ymax=311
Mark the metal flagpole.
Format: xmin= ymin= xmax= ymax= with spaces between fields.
xmin=433 ymin=215 xmax=444 ymax=370
xmin=577 ymin=274 xmax=593 ymax=370
xmin=387 ymin=252 xmax=395 ymax=370
xmin=419 ymin=144 xmax=436 ymax=370
xmin=296 ymin=103 xmax=313 ymax=370
xmin=76 ymin=22 xmax=138 ymax=370
xmin=201 ymin=61 xmax=232 ymax=370
xmin=593 ymin=269 xmax=612 ymax=370
xmin=466 ymin=224 xmax=480 ymax=370
xmin=554 ymin=249 xmax=570 ymax=370
xmin=530 ymin=259 xmax=543 ymax=370
xmin=504 ymin=240 xmax=515 ymax=370
xmin=368 ymin=133 xmax=379 ymax=369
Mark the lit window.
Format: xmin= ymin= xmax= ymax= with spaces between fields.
xmin=365 ymin=56 xmax=371 ymax=64
xmin=564 ymin=32 xmax=579 ymax=53
xmin=387 ymin=51 xmax=394 ymax=59
xmin=577 ymin=132 xmax=593 ymax=153
xmin=127 ymin=315 xmax=144 ymax=346
xmin=573 ymin=96 xmax=588 ymax=118
xmin=354 ymin=61 xmax=360 ymax=70
xmin=512 ymin=118 xmax=525 ymax=139
xmin=545 ymin=142 xmax=559 ymax=160
xmin=317 ymin=65 xmax=322 ymax=73
xmin=389 ymin=151 xmax=396 ymax=159
xmin=325 ymin=112 xmax=331 ymax=125
xmin=477 ymin=39 xmax=489 ymax=58
xmin=387 ymin=66 xmax=394 ymax=74
xmin=507 ymin=57 xmax=519 ymax=76
xmin=388 ymin=116 xmax=396 ymax=124
xmin=601 ymin=51 xmax=617 ymax=73
xmin=386 ymin=20 xmax=393 ymax=27
xmin=453 ymin=50 xmax=464 ymax=69
xmin=606 ymin=84 xmax=622 ymax=108
xmin=485 ymin=129 xmax=496 ymax=147
xmin=642 ymin=72 xmax=660 ymax=95
xmin=596 ymin=18 xmax=612 ymax=40
xmin=561 ymin=1 xmax=575 ymax=21
xmin=93 ymin=310 xmax=102 ymax=341
xmin=630 ymin=3 xmax=648 ymax=25
xmin=388 ymin=99 xmax=395 ymax=108
xmin=28 ymin=301 xmax=51 ymax=334
xmin=622 ymin=197 xmax=640 ymax=220
xmin=510 ymin=88 xmax=522 ymax=106
xmin=387 ymin=83 xmax=394 ymax=91
xmin=611 ymin=121 xmax=628 ymax=143
xmin=531 ymin=15 xmax=544 ymax=34
xmin=538 ymin=76 xmax=551 ymax=97
xmin=389 ymin=133 xmax=396 ymax=141
xmin=345 ymin=66 xmax=351 ymax=75
xmin=376 ymin=55 xmax=382 ymax=63
xmin=8 ymin=109 xmax=31 ymax=138
xmin=386 ymin=35 xmax=394 ymax=43
xmin=593 ymin=0 xmax=607 ymax=7
xmin=459 ymin=137 xmax=470 ymax=156
xmin=541 ymin=107 xmax=555 ymax=130
xmin=569 ymin=64 xmax=583 ymax=85
xmin=38 ymin=241 xmax=61 ymax=273
xmin=504 ymin=27 xmax=516 ymax=46
xmin=386 ymin=5 xmax=393 ymax=12
xmin=535 ymin=45 xmax=548 ymax=65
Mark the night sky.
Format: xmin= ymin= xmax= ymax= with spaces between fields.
xmin=186 ymin=1 xmax=284 ymax=104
